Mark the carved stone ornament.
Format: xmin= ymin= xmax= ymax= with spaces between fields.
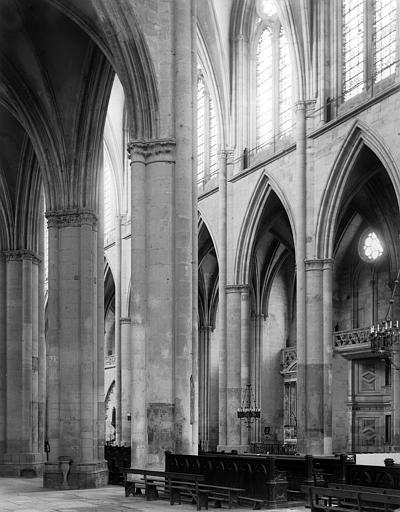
xmin=0 ymin=249 xmax=41 ymax=264
xmin=46 ymin=209 xmax=97 ymax=229
xmin=127 ymin=138 xmax=176 ymax=164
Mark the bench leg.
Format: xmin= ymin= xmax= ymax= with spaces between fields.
xmin=125 ymin=482 xmax=135 ymax=497
xmin=170 ymin=489 xmax=181 ymax=505
xmin=146 ymin=485 xmax=159 ymax=501
xmin=198 ymin=492 xmax=208 ymax=510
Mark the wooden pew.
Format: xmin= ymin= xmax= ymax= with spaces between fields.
xmin=301 ymin=485 xmax=400 ymax=512
xmin=328 ymin=483 xmax=400 ymax=496
xmin=121 ymin=468 xmax=166 ymax=499
xmin=168 ymin=472 xmax=208 ymax=510
xmin=197 ymin=483 xmax=246 ymax=509
xmin=122 ymin=468 xmax=209 ymax=510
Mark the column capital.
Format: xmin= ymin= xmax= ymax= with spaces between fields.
xmin=0 ymin=249 xmax=41 ymax=264
xmin=120 ymin=317 xmax=131 ymax=324
xmin=45 ymin=209 xmax=97 ymax=229
xmin=128 ymin=138 xmax=176 ymax=164
xmin=305 ymin=258 xmax=334 ymax=271
xmin=294 ymin=99 xmax=317 ymax=114
xmin=218 ymin=148 xmax=234 ymax=161
xmin=226 ymin=284 xmax=250 ymax=294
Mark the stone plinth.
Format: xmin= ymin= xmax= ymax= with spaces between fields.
xmin=43 ymin=460 xmax=108 ymax=490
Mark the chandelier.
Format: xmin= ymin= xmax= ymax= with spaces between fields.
xmin=369 ymin=269 xmax=400 ymax=356
xmin=237 ymin=383 xmax=261 ymax=428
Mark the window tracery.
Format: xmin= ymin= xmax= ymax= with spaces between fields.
xmin=197 ymin=68 xmax=218 ymax=184
xmin=342 ymin=0 xmax=397 ymax=101
xmin=255 ymin=13 xmax=293 ymax=149
xmin=359 ymin=230 xmax=384 ymax=261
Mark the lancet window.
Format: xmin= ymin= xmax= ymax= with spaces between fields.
xmin=256 ymin=3 xmax=293 ymax=149
xmin=197 ymin=70 xmax=218 ymax=185
xmin=342 ymin=0 xmax=397 ymax=101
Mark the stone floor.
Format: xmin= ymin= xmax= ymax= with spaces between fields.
xmin=0 ymin=477 xmax=307 ymax=512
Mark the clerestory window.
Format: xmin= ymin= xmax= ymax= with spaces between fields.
xmin=342 ymin=0 xmax=397 ymax=101
xmin=197 ymin=69 xmax=218 ymax=184
xmin=256 ymin=2 xmax=293 ymax=149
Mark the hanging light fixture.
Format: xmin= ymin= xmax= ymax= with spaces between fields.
xmin=369 ymin=269 xmax=400 ymax=357
xmin=237 ymin=383 xmax=261 ymax=429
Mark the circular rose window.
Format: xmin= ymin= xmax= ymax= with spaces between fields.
xmin=359 ymin=230 xmax=384 ymax=262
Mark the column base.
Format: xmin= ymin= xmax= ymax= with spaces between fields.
xmin=0 ymin=453 xmax=44 ymax=477
xmin=217 ymin=444 xmax=251 ymax=454
xmin=43 ymin=460 xmax=108 ymax=489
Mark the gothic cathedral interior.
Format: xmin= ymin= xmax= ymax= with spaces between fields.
xmin=0 ymin=0 xmax=399 ymax=488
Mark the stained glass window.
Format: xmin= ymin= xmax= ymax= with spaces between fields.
xmin=343 ymin=0 xmax=364 ymax=100
xmin=279 ymin=27 xmax=293 ymax=136
xmin=197 ymin=70 xmax=219 ymax=183
xmin=343 ymin=0 xmax=397 ymax=101
xmin=362 ymin=231 xmax=384 ymax=260
xmin=256 ymin=20 xmax=293 ymax=149
xmin=256 ymin=28 xmax=273 ymax=147
xmin=197 ymin=75 xmax=205 ymax=182
xmin=374 ymin=0 xmax=397 ymax=82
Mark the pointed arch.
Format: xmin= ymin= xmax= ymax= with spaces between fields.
xmin=315 ymin=119 xmax=400 ymax=260
xmin=235 ymin=172 xmax=296 ymax=284
xmin=198 ymin=210 xmax=220 ymax=261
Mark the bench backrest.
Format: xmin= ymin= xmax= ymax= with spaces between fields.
xmin=303 ymin=485 xmax=400 ymax=506
xmin=121 ymin=468 xmax=166 ymax=477
xmin=167 ymin=472 xmax=205 ymax=482
xmin=328 ymin=483 xmax=400 ymax=496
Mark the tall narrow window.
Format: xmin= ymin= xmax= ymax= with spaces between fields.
xmin=279 ymin=27 xmax=292 ymax=136
xmin=343 ymin=0 xmax=364 ymax=100
xmin=256 ymin=28 xmax=273 ymax=147
xmin=197 ymin=76 xmax=206 ymax=183
xmin=374 ymin=0 xmax=397 ymax=82
xmin=255 ymin=10 xmax=293 ymax=151
xmin=197 ymin=69 xmax=219 ymax=184
xmin=342 ymin=0 xmax=397 ymax=101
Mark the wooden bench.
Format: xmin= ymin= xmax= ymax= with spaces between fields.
xmin=328 ymin=484 xmax=400 ymax=496
xmin=301 ymin=485 xmax=400 ymax=512
xmin=197 ymin=483 xmax=246 ymax=509
xmin=237 ymin=495 xmax=266 ymax=510
xmin=121 ymin=468 xmax=167 ymax=499
xmin=168 ymin=473 xmax=208 ymax=510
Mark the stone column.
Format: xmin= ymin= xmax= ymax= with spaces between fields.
xmin=173 ymin=0 xmax=195 ymax=456
xmin=44 ymin=210 xmax=107 ymax=489
xmin=0 ymin=255 xmax=5 ymax=464
xmin=114 ymin=216 xmax=122 ymax=445
xmin=218 ymin=150 xmax=229 ymax=446
xmin=120 ymin=317 xmax=131 ymax=445
xmin=304 ymin=259 xmax=324 ymax=454
xmin=0 ymin=250 xmax=43 ymax=476
xmin=252 ymin=313 xmax=264 ymax=443
xmin=38 ymin=199 xmax=46 ymax=468
xmin=323 ymin=259 xmax=334 ymax=454
xmin=294 ymin=101 xmax=307 ymax=453
xmin=199 ymin=326 xmax=212 ymax=451
xmin=128 ymin=141 xmax=147 ymax=469
xmin=225 ymin=285 xmax=242 ymax=449
xmin=240 ymin=287 xmax=251 ymax=445
xmin=391 ymin=344 xmax=400 ymax=449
